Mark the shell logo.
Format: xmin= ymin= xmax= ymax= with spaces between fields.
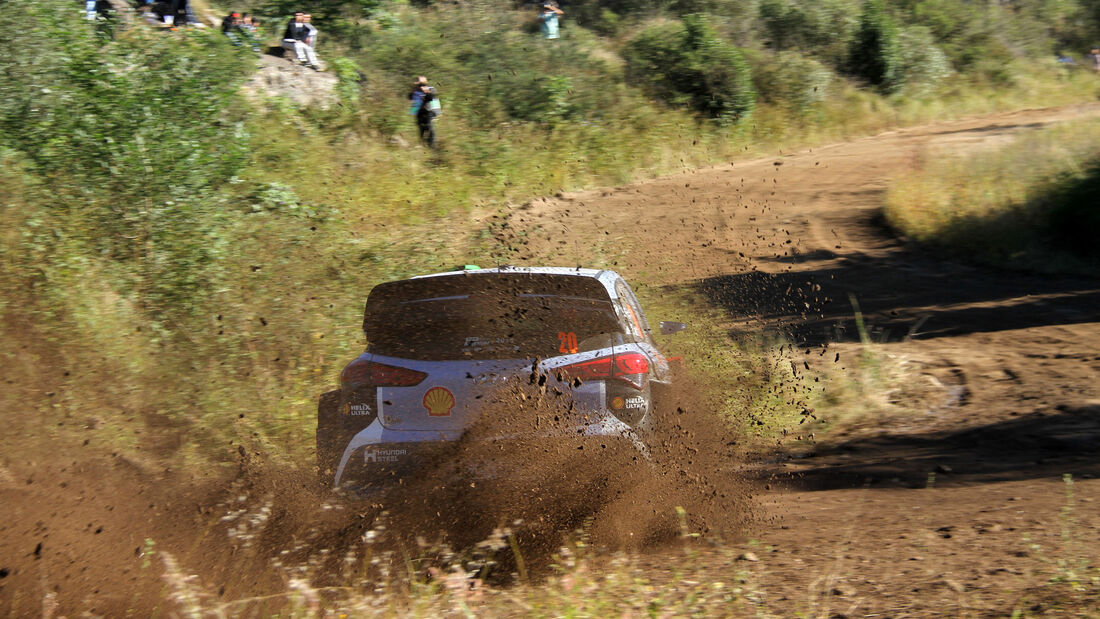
xmin=423 ymin=387 xmax=456 ymax=417
xmin=610 ymin=396 xmax=625 ymax=410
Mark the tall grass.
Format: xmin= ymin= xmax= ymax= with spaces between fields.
xmin=884 ymin=115 xmax=1100 ymax=274
xmin=4 ymin=0 xmax=1100 ymax=474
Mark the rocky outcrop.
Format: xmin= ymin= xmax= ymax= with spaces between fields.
xmin=242 ymin=54 xmax=339 ymax=109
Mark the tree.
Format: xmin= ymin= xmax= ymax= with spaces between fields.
xmin=623 ymin=14 xmax=756 ymax=122
xmin=848 ymin=0 xmax=902 ymax=93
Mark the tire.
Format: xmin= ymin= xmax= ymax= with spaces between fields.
xmin=646 ymin=379 xmax=673 ymax=434
xmin=316 ymin=390 xmax=341 ymax=485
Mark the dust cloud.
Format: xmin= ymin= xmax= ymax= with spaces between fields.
xmin=234 ymin=376 xmax=752 ymax=590
xmin=0 ymin=374 xmax=752 ymax=616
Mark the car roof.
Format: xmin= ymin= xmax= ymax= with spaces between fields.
xmin=408 ymin=266 xmax=624 ymax=298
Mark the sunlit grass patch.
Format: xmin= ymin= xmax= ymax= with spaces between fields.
xmin=884 ymin=115 xmax=1100 ymax=275
xmin=639 ymin=285 xmax=816 ymax=441
xmin=802 ymin=296 xmax=946 ymax=432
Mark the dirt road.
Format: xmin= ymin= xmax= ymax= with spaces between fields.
xmin=4 ymin=104 xmax=1099 ymax=616
xmin=501 ymin=103 xmax=1100 ymax=615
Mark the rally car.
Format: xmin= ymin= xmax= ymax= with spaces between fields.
xmin=316 ymin=266 xmax=685 ymax=490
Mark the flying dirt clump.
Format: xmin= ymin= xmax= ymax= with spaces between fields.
xmin=172 ymin=373 xmax=754 ymax=604
xmin=288 ymin=375 xmax=752 ymax=581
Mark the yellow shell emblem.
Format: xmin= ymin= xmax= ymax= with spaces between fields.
xmin=423 ymin=387 xmax=456 ymax=417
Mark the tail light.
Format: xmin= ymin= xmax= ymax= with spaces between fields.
xmin=558 ymin=352 xmax=650 ymax=390
xmin=341 ymin=359 xmax=427 ymax=387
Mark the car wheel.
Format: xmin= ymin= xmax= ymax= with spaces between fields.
xmin=646 ymin=380 xmax=673 ymax=434
xmin=316 ymin=390 xmax=341 ymax=485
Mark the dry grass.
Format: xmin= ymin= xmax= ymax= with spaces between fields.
xmin=153 ymin=484 xmax=1100 ymax=617
xmin=884 ymin=115 xmax=1100 ymax=274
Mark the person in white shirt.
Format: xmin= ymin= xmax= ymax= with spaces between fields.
xmin=283 ymin=11 xmax=322 ymax=70
xmin=303 ymin=13 xmax=318 ymax=48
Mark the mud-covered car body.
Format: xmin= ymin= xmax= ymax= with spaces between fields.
xmin=317 ymin=267 xmax=676 ymax=490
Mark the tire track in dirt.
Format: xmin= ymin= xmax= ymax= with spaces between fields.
xmin=4 ymin=104 xmax=1100 ymax=616
xmin=500 ymin=102 xmax=1100 ymax=615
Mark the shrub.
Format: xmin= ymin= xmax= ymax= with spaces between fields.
xmin=758 ymin=0 xmax=860 ymax=67
xmin=331 ymin=56 xmax=365 ymax=107
xmin=504 ymin=76 xmax=577 ymax=124
xmin=848 ymin=0 xmax=902 ymax=93
xmin=884 ymin=118 xmax=1100 ymax=273
xmin=752 ymin=51 xmax=833 ymax=111
xmin=355 ymin=15 xmax=620 ymax=127
xmin=568 ymin=0 xmax=661 ymax=30
xmin=896 ymin=26 xmax=952 ymax=97
xmin=595 ymin=8 xmax=623 ymax=36
xmin=623 ymin=14 xmax=756 ymax=122
xmin=909 ymin=0 xmax=1015 ymax=77
xmin=0 ymin=0 xmax=252 ymax=311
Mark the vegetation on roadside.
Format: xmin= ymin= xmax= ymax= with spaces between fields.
xmin=3 ymin=0 xmax=1100 ymax=476
xmin=5 ymin=1 xmax=1100 ymax=615
xmin=885 ymin=116 xmax=1100 ymax=274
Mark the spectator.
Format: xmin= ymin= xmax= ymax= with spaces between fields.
xmin=221 ymin=12 xmax=260 ymax=51
xmin=283 ymin=11 xmax=322 ymax=70
xmin=303 ymin=13 xmax=318 ymax=48
xmin=1087 ymin=47 xmax=1100 ymax=72
xmin=147 ymin=1 xmax=172 ymax=25
xmin=85 ymin=0 xmax=113 ymax=21
xmin=416 ymin=83 xmax=440 ymax=148
xmin=222 ymin=11 xmax=241 ymax=38
xmin=167 ymin=0 xmax=189 ymax=28
xmin=408 ymin=76 xmax=429 ymax=115
xmin=241 ymin=14 xmax=262 ymax=52
xmin=537 ymin=2 xmax=564 ymax=39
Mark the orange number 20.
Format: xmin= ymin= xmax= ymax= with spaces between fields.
xmin=558 ymin=331 xmax=578 ymax=354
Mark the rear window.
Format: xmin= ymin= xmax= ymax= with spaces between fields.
xmin=363 ymin=273 xmax=625 ymax=361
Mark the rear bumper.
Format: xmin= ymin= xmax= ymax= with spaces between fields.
xmin=332 ymin=417 xmax=648 ymax=489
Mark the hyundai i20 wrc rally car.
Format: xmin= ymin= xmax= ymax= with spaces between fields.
xmin=316 ymin=266 xmax=685 ymax=491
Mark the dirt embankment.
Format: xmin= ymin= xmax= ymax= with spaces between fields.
xmin=4 ymin=104 xmax=1100 ymax=616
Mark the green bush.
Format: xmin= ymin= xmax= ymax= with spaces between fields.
xmin=752 ymin=51 xmax=833 ymax=110
xmin=568 ymin=0 xmax=661 ymax=30
xmin=848 ymin=0 xmax=902 ymax=93
xmin=909 ymin=0 xmax=1014 ymax=79
xmin=505 ymin=76 xmax=577 ymax=123
xmin=331 ymin=56 xmax=364 ymax=107
xmin=353 ymin=15 xmax=622 ymax=127
xmin=896 ymin=26 xmax=952 ymax=97
xmin=758 ymin=0 xmax=860 ymax=66
xmin=623 ymin=14 xmax=756 ymax=122
xmin=0 ymin=0 xmax=252 ymax=311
